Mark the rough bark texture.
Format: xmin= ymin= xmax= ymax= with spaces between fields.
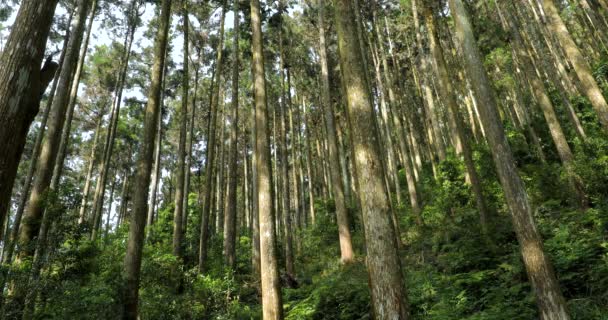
xmin=333 ymin=0 xmax=410 ymax=318
xmin=449 ymin=0 xmax=570 ymax=319
xmin=251 ymin=0 xmax=284 ymax=318
xmin=317 ymin=0 xmax=354 ymax=263
xmin=0 ymin=0 xmax=59 ymax=240
xmin=122 ymin=0 xmax=171 ymax=318
xmin=18 ymin=0 xmax=91 ymax=258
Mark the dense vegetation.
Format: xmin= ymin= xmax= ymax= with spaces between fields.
xmin=0 ymin=0 xmax=607 ymax=319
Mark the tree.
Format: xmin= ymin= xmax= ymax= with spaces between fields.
xmin=0 ymin=0 xmax=59 ymax=242
xmin=540 ymin=0 xmax=608 ymax=132
xmin=332 ymin=0 xmax=410 ymax=318
xmin=199 ymin=0 xmax=228 ymax=271
xmin=250 ymin=0 xmax=284 ymax=318
xmin=122 ymin=0 xmax=171 ymax=318
xmin=316 ymin=0 xmax=354 ymax=263
xmin=173 ymin=0 xmax=189 ymax=261
xmin=449 ymin=0 xmax=570 ymax=318
xmin=223 ymin=0 xmax=240 ymax=270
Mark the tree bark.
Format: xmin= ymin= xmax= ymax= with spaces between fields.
xmin=122 ymin=0 xmax=171 ymax=318
xmin=51 ymin=0 xmax=98 ymax=189
xmin=0 ymin=0 xmax=59 ymax=240
xmin=317 ymin=0 xmax=354 ymax=263
xmin=250 ymin=0 xmax=284 ymax=317
xmin=449 ymin=0 xmax=570 ymax=319
xmin=333 ymin=0 xmax=410 ymax=318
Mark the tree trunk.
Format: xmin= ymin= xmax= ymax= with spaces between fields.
xmin=424 ymin=4 xmax=491 ymax=236
xmin=122 ymin=0 xmax=171 ymax=318
xmin=0 ymin=0 xmax=59 ymax=240
xmin=173 ymin=5 xmax=189 ymax=261
xmin=78 ymin=105 xmax=106 ymax=224
xmin=251 ymin=0 xmax=284 ymax=317
xmin=90 ymin=10 xmax=138 ymax=240
xmin=199 ymin=0 xmax=227 ymax=271
xmin=316 ymin=0 xmax=354 ymax=263
xmin=499 ymin=1 xmax=587 ymax=208
xmin=18 ymin=0 xmax=91 ymax=259
xmin=449 ymin=0 xmax=570 ymax=319
xmin=51 ymin=0 xmax=98 ymax=189
xmin=224 ymin=0 xmax=240 ymax=270
xmin=333 ymin=0 xmax=410 ymax=318
xmin=541 ymin=0 xmax=608 ymax=132
xmin=278 ymin=17 xmax=295 ymax=278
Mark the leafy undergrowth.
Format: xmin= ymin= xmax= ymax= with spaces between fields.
xmin=25 ymin=143 xmax=608 ymax=319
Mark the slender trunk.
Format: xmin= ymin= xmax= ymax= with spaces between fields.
xmin=199 ymin=0 xmax=227 ymax=271
xmin=302 ymin=98 xmax=316 ymax=224
xmin=499 ymin=1 xmax=587 ymax=208
xmin=449 ymin=1 xmax=570 ymax=319
xmin=17 ymin=0 xmax=91 ymax=260
xmin=224 ymin=0 xmax=240 ymax=270
xmin=173 ymin=6 xmax=189 ymax=260
xmin=78 ymin=106 xmax=105 ymax=224
xmin=122 ymin=0 xmax=171 ymax=318
xmin=424 ymin=4 xmax=491 ymax=236
xmin=51 ymin=0 xmax=98 ymax=188
xmin=333 ymin=0 xmax=410 ymax=318
xmin=541 ymin=0 xmax=608 ymax=131
xmin=277 ymin=19 xmax=295 ymax=277
xmin=90 ymin=14 xmax=137 ymax=240
xmin=316 ymin=0 xmax=354 ymax=262
xmin=251 ymin=0 xmax=284 ymax=317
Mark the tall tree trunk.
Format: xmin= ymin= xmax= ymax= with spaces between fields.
xmin=90 ymin=10 xmax=138 ymax=240
xmin=499 ymin=1 xmax=587 ymax=208
xmin=0 ymin=19 xmax=71 ymax=295
xmin=449 ymin=0 xmax=570 ymax=319
xmin=122 ymin=0 xmax=171 ymax=318
xmin=199 ymin=0 xmax=227 ymax=271
xmin=302 ymin=98 xmax=316 ymax=224
xmin=173 ymin=5 xmax=189 ymax=261
xmin=423 ymin=4 xmax=491 ymax=236
xmin=10 ymin=0 xmax=91 ymax=315
xmin=333 ymin=0 xmax=410 ymax=318
xmin=541 ymin=0 xmax=608 ymax=131
xmin=51 ymin=0 xmax=98 ymax=189
xmin=317 ymin=0 xmax=354 ymax=263
xmin=224 ymin=0 xmax=240 ymax=270
xmin=17 ymin=0 xmax=91 ymax=260
xmin=250 ymin=0 xmax=284 ymax=317
xmin=278 ymin=15 xmax=295 ymax=278
xmin=147 ymin=51 xmax=169 ymax=229
xmin=78 ymin=105 xmax=106 ymax=224
xmin=0 ymin=0 xmax=59 ymax=241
